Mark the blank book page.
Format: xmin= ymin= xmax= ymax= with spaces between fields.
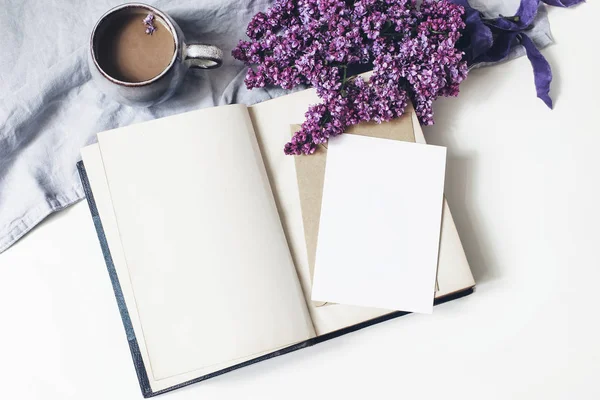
xmin=97 ymin=104 xmax=314 ymax=381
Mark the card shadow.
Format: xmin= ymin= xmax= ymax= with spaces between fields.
xmin=442 ymin=153 xmax=499 ymax=284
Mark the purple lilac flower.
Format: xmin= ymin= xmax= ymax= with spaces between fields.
xmin=143 ymin=13 xmax=155 ymax=25
xmin=143 ymin=13 xmax=156 ymax=35
xmin=234 ymin=0 xmax=469 ymax=155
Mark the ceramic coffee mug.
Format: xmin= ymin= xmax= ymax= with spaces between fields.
xmin=89 ymin=3 xmax=223 ymax=106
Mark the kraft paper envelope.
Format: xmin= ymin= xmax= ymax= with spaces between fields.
xmin=292 ymin=104 xmax=440 ymax=307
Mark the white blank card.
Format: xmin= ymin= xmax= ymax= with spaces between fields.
xmin=311 ymin=134 xmax=447 ymax=313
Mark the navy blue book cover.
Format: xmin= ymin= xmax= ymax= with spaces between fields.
xmin=77 ymin=160 xmax=473 ymax=398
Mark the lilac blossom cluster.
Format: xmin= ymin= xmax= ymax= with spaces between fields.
xmin=233 ymin=0 xmax=468 ymax=155
xmin=143 ymin=13 xmax=156 ymax=35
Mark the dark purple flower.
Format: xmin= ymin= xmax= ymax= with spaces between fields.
xmin=450 ymin=0 xmax=493 ymax=62
xmin=234 ymin=0 xmax=469 ymax=155
xmin=450 ymin=0 xmax=584 ymax=109
xmin=519 ymin=33 xmax=553 ymax=108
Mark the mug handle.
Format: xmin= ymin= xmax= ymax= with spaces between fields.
xmin=184 ymin=44 xmax=223 ymax=69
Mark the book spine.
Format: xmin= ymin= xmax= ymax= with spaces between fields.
xmin=77 ymin=161 xmax=153 ymax=398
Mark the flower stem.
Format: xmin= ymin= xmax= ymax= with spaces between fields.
xmin=340 ymin=65 xmax=349 ymax=97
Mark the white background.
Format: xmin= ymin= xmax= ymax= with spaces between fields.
xmin=1 ymin=3 xmax=598 ymax=399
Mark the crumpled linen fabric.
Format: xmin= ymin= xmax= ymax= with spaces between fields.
xmin=0 ymin=0 xmax=553 ymax=253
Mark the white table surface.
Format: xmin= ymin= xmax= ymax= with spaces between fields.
xmin=1 ymin=3 xmax=599 ymax=399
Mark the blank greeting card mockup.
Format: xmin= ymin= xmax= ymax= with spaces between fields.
xmin=311 ymin=134 xmax=447 ymax=313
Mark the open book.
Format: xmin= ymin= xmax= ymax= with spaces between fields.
xmin=78 ymin=88 xmax=475 ymax=398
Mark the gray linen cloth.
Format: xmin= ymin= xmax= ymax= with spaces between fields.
xmin=0 ymin=0 xmax=552 ymax=253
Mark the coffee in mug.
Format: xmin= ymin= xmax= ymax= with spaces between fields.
xmin=89 ymin=3 xmax=223 ymax=106
xmin=95 ymin=11 xmax=175 ymax=83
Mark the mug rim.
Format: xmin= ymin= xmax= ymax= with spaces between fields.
xmin=90 ymin=2 xmax=179 ymax=87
